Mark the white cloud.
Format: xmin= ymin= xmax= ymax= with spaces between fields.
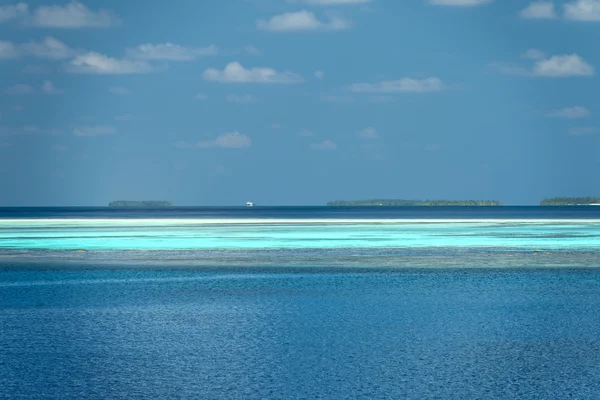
xmin=203 ymin=61 xmax=303 ymax=83
xmin=356 ymin=127 xmax=378 ymax=139
xmin=494 ymin=53 xmax=594 ymax=77
xmin=126 ymin=43 xmax=218 ymax=61
xmin=300 ymin=129 xmax=314 ymax=137
xmin=547 ymin=106 xmax=590 ymax=119
xmin=519 ymin=2 xmax=557 ymax=19
xmin=196 ymin=132 xmax=252 ymax=148
xmin=349 ymin=77 xmax=446 ymax=93
xmin=195 ymin=93 xmax=208 ymax=100
xmin=115 ymin=114 xmax=133 ymax=121
xmin=533 ymin=54 xmax=594 ymax=77
xmin=41 ymin=80 xmax=61 ymax=94
xmin=311 ymin=140 xmax=337 ymax=150
xmin=67 ymin=52 xmax=154 ymax=74
xmin=428 ymin=0 xmax=493 ymax=6
xmin=257 ymin=10 xmax=350 ymax=31
xmin=31 ymin=2 xmax=118 ymax=28
xmin=109 ymin=86 xmax=132 ymax=95
xmin=564 ymin=0 xmax=600 ymax=21
xmin=0 ymin=41 xmax=19 ymax=59
xmin=304 ymin=0 xmax=371 ymax=4
xmin=73 ymin=125 xmax=116 ymax=136
xmin=568 ymin=126 xmax=596 ymax=136
xmin=226 ymin=94 xmax=257 ymax=103
xmin=244 ymin=45 xmax=261 ymax=55
xmin=21 ymin=37 xmax=75 ymax=60
xmin=522 ymin=48 xmax=546 ymax=60
xmin=314 ymin=70 xmax=325 ymax=79
xmin=4 ymin=84 xmax=35 ymax=95
xmin=0 ymin=2 xmax=28 ymax=23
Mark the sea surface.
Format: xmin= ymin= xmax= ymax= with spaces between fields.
xmin=1 ymin=207 xmax=600 ymax=398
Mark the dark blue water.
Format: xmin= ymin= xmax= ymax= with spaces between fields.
xmin=1 ymin=206 xmax=600 ymax=219
xmin=2 ymin=268 xmax=600 ymax=399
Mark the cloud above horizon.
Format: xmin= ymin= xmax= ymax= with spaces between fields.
xmin=348 ymin=77 xmax=446 ymax=93
xmin=203 ymin=62 xmax=303 ymax=83
xmin=177 ymin=132 xmax=252 ymax=149
xmin=519 ymin=2 xmax=557 ymax=19
xmin=126 ymin=43 xmax=219 ymax=60
xmin=67 ymin=52 xmax=154 ymax=74
xmin=0 ymin=2 xmax=119 ymax=28
xmin=257 ymin=10 xmax=350 ymax=31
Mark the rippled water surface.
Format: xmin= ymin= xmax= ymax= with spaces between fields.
xmin=2 ymin=268 xmax=600 ymax=399
xmin=2 ymin=207 xmax=600 ymax=398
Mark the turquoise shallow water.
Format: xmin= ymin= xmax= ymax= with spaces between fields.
xmin=1 ymin=220 xmax=599 ymax=250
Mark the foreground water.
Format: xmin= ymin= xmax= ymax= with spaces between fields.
xmin=2 ymin=207 xmax=600 ymax=398
xmin=2 ymin=268 xmax=600 ymax=399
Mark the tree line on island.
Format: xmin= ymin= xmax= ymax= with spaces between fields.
xmin=327 ymin=197 xmax=600 ymax=206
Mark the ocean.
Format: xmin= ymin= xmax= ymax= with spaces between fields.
xmin=1 ymin=207 xmax=600 ymax=399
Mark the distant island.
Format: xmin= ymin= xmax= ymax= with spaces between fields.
xmin=540 ymin=197 xmax=600 ymax=206
xmin=108 ymin=201 xmax=173 ymax=207
xmin=327 ymin=199 xmax=503 ymax=206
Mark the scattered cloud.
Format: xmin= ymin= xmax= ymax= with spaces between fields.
xmin=0 ymin=2 xmax=28 ymax=23
xmin=356 ymin=127 xmax=378 ymax=139
xmin=320 ymin=95 xmax=355 ymax=102
xmin=271 ymin=123 xmax=281 ymax=129
xmin=30 ymin=2 xmax=118 ymax=28
xmin=564 ymin=0 xmax=600 ymax=21
xmin=522 ymin=48 xmax=546 ymax=60
xmin=300 ymin=129 xmax=314 ymax=137
xmin=244 ymin=45 xmax=261 ymax=55
xmin=41 ymin=80 xmax=62 ymax=94
xmin=4 ymin=84 xmax=35 ymax=95
xmin=109 ymin=86 xmax=132 ymax=95
xmin=533 ymin=54 xmax=594 ymax=77
xmin=126 ymin=43 xmax=218 ymax=60
xmin=428 ymin=0 xmax=493 ymax=6
xmin=67 ymin=52 xmax=154 ymax=74
xmin=314 ymin=70 xmax=325 ymax=79
xmin=226 ymin=94 xmax=257 ymax=103
xmin=257 ymin=10 xmax=350 ymax=31
xmin=21 ymin=36 xmax=75 ymax=59
xmin=547 ymin=106 xmax=590 ymax=119
xmin=311 ymin=140 xmax=337 ymax=150
xmin=0 ymin=40 xmax=19 ymax=59
xmin=73 ymin=125 xmax=116 ymax=136
xmin=493 ymin=53 xmax=594 ymax=77
xmin=568 ymin=126 xmax=597 ymax=136
xmin=519 ymin=2 xmax=557 ymax=19
xmin=195 ymin=93 xmax=208 ymax=100
xmin=203 ymin=62 xmax=303 ymax=83
xmin=349 ymin=77 xmax=446 ymax=93
xmin=179 ymin=132 xmax=252 ymax=149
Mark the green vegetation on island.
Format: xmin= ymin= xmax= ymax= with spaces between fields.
xmin=109 ymin=201 xmax=173 ymax=207
xmin=540 ymin=197 xmax=600 ymax=206
xmin=326 ymin=199 xmax=503 ymax=207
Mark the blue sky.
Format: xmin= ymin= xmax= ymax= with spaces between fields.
xmin=0 ymin=0 xmax=599 ymax=206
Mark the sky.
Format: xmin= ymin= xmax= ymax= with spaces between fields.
xmin=0 ymin=0 xmax=599 ymax=206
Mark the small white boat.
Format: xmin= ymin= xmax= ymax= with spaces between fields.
xmin=246 ymin=201 xmax=254 ymax=207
